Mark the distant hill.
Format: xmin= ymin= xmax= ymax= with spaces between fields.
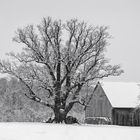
xmin=0 ymin=77 xmax=87 ymax=123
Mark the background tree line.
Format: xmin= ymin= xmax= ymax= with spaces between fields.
xmin=0 ymin=77 xmax=85 ymax=123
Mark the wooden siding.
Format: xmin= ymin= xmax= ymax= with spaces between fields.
xmin=85 ymin=83 xmax=112 ymax=124
xmin=112 ymin=108 xmax=140 ymax=126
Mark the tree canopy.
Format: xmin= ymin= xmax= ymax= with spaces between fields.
xmin=0 ymin=17 xmax=123 ymax=123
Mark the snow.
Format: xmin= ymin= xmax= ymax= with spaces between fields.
xmin=101 ymin=82 xmax=140 ymax=108
xmin=0 ymin=123 xmax=140 ymax=140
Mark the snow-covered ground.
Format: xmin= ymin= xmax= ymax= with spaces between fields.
xmin=0 ymin=123 xmax=140 ymax=140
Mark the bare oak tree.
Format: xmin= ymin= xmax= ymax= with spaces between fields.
xmin=0 ymin=17 xmax=123 ymax=123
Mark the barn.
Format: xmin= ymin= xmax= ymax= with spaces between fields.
xmin=85 ymin=82 xmax=140 ymax=126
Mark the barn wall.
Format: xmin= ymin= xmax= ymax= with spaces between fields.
xmin=112 ymin=108 xmax=140 ymax=126
xmin=85 ymin=83 xmax=112 ymax=124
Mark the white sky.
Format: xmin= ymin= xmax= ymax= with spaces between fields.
xmin=0 ymin=0 xmax=140 ymax=82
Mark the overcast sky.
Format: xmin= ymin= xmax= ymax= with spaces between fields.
xmin=0 ymin=0 xmax=140 ymax=82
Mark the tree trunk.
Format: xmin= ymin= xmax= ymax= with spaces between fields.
xmin=53 ymin=108 xmax=66 ymax=123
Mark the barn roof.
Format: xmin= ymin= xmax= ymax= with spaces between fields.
xmin=99 ymin=82 xmax=140 ymax=108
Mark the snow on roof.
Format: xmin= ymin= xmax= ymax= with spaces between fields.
xmin=100 ymin=82 xmax=140 ymax=108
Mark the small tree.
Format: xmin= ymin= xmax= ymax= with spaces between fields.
xmin=0 ymin=17 xmax=123 ymax=123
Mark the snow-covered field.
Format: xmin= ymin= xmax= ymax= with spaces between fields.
xmin=0 ymin=123 xmax=140 ymax=140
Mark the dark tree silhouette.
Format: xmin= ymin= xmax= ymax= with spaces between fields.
xmin=0 ymin=17 xmax=123 ymax=123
